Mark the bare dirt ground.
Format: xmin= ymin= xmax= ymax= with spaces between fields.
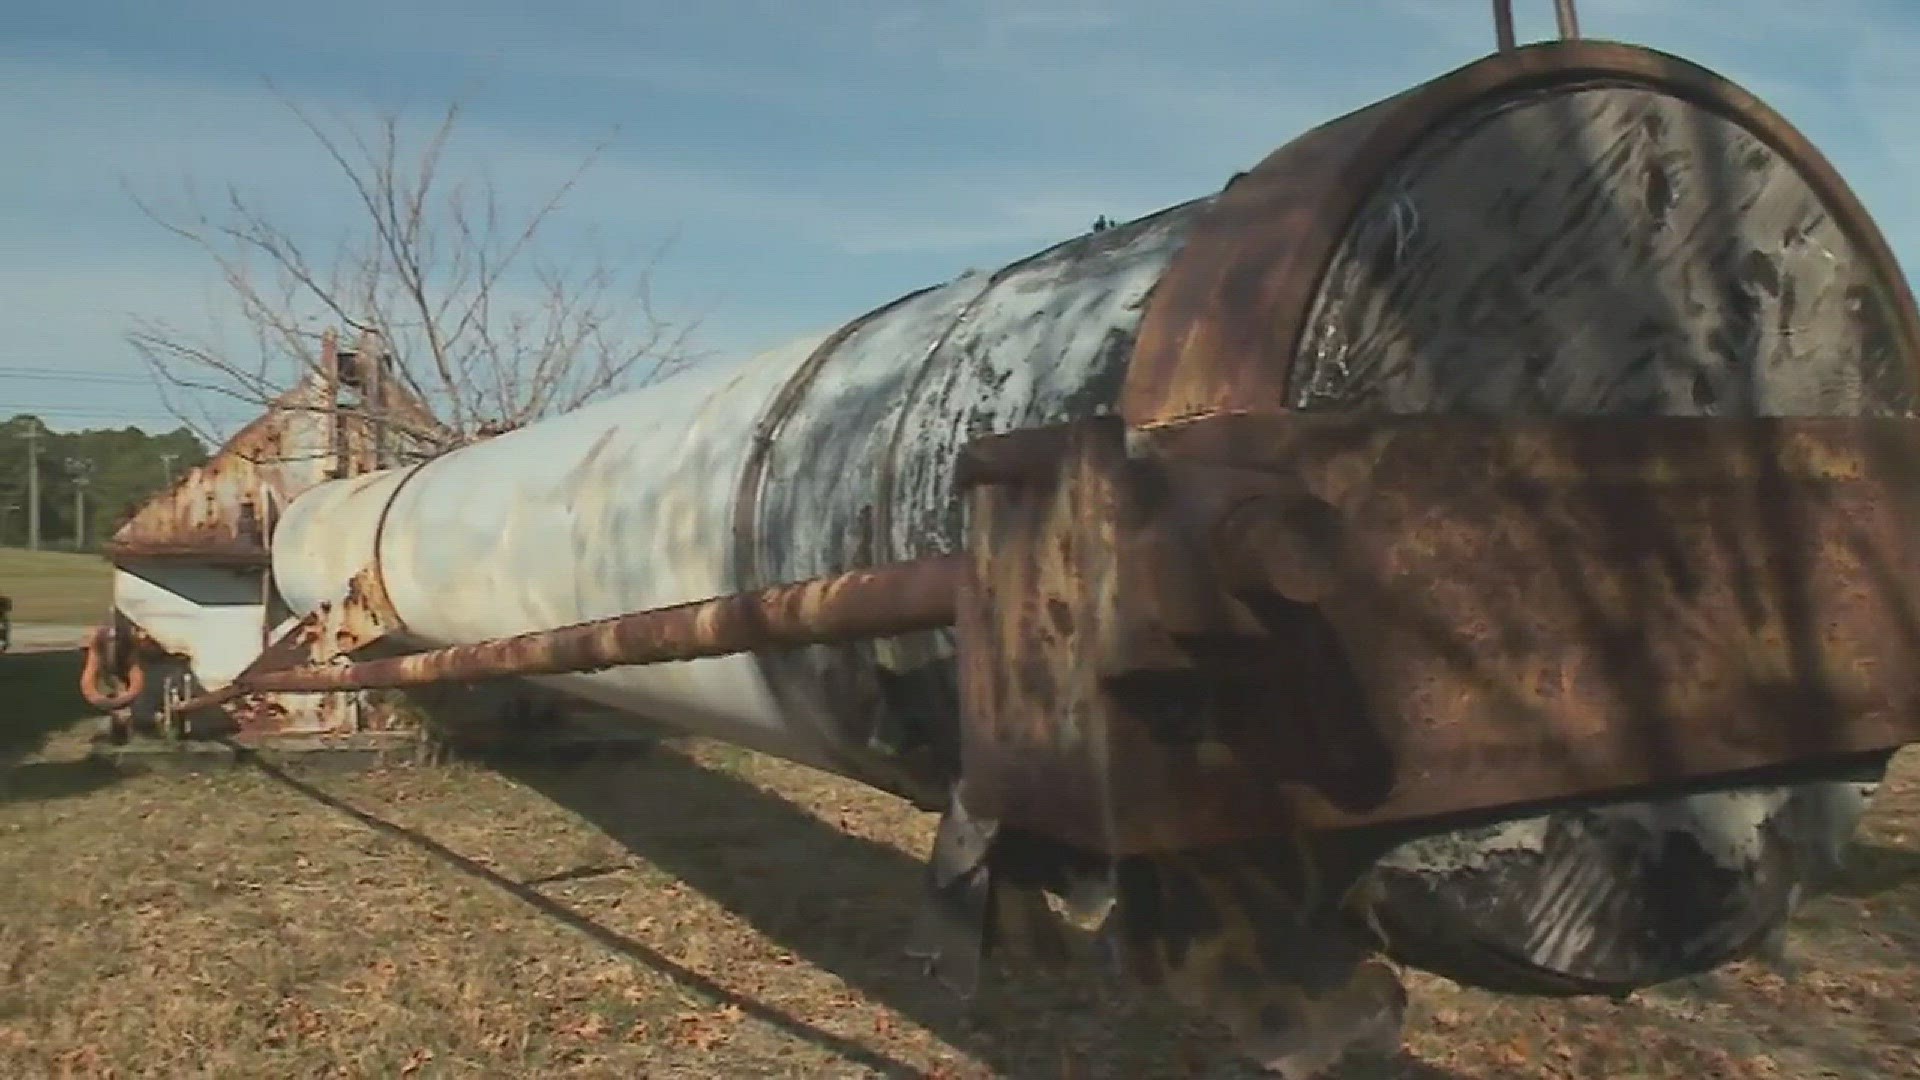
xmin=1 ymin=724 xmax=1917 ymax=1079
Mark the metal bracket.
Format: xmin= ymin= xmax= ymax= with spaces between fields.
xmin=954 ymin=413 xmax=1920 ymax=856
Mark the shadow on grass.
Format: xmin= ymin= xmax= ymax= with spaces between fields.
xmin=0 ymin=647 xmax=118 ymax=803
xmin=1825 ymin=842 xmax=1920 ymax=902
xmin=237 ymin=748 xmax=926 ymax=1079
xmin=0 ymin=648 xmax=89 ymax=755
xmin=492 ymin=741 xmax=1465 ymax=1079
xmin=251 ymin=738 xmax=1466 ymax=1078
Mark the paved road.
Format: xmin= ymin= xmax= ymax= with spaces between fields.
xmin=6 ymin=623 xmax=93 ymax=653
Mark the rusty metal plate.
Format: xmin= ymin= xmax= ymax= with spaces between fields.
xmin=958 ymin=415 xmax=1920 ymax=855
xmin=1167 ymin=413 xmax=1920 ymax=821
xmin=955 ymin=421 xmax=1127 ymax=847
xmin=957 ymin=419 xmax=1317 ymax=855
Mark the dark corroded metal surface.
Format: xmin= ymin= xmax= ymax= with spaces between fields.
xmin=1121 ymin=41 xmax=1920 ymax=428
xmin=224 ymin=556 xmax=963 ymax=697
xmin=738 ymin=199 xmax=1212 ymax=796
xmin=1292 ymin=87 xmax=1911 ymax=417
xmin=221 ymin=566 xmax=409 ymax=731
xmin=731 ymin=282 xmax=973 ymax=796
xmin=1102 ymin=36 xmax=1920 ymax=1006
xmin=954 ymin=414 xmax=1920 ymax=855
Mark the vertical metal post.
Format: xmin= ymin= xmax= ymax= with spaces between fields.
xmin=367 ymin=330 xmax=390 ymax=471
xmin=24 ymin=425 xmax=39 ymax=551
xmin=1554 ymin=0 xmax=1580 ymax=39
xmin=260 ymin=481 xmax=275 ymax=648
xmin=320 ymin=327 xmax=344 ymax=479
xmin=1491 ymin=0 xmax=1580 ymax=51
xmin=64 ymin=458 xmax=93 ymax=549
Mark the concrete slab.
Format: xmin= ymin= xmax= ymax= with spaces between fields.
xmin=6 ymin=624 xmax=92 ymax=653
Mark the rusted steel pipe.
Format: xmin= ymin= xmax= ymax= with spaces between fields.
xmin=79 ymin=626 xmax=146 ymax=712
xmin=225 ymin=556 xmax=962 ymax=699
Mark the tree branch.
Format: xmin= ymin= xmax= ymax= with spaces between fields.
xmin=123 ymin=87 xmax=694 ymax=456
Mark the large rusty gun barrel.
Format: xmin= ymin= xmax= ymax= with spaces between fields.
xmin=91 ymin=21 xmax=1920 ymax=1078
xmin=211 ymin=413 xmax=1920 ymax=848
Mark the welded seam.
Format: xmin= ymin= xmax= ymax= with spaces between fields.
xmin=365 ymin=461 xmax=438 ymax=635
xmin=867 ymin=275 xmax=1006 ymax=565
xmin=725 ymin=285 xmax=944 ymax=779
xmin=729 ymin=284 xmax=943 ymax=592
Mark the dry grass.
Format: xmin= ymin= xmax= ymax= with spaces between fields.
xmin=0 ymin=547 xmax=112 ymax=625
xmin=0 ymin=738 xmax=1917 ymax=1078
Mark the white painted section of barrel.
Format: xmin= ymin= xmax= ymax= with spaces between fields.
xmin=113 ymin=563 xmax=268 ymax=691
xmin=269 ymin=334 xmax=843 ymax=771
xmin=270 ymin=468 xmax=414 ymax=617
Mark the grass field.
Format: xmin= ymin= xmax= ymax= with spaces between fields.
xmin=0 ymin=547 xmax=112 ymax=625
xmin=0 ymin=733 xmax=1916 ymax=1078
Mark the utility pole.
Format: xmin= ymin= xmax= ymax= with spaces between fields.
xmin=160 ymin=451 xmax=178 ymax=486
xmin=24 ymin=424 xmax=39 ymax=551
xmin=66 ymin=457 xmax=92 ymax=549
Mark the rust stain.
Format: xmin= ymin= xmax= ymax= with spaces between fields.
xmin=105 ymin=330 xmax=447 ymax=567
xmin=1120 ymin=40 xmax=1920 ymax=427
xmin=238 ymin=565 xmax=405 ymax=682
xmin=953 ymin=414 xmax=1920 ymax=856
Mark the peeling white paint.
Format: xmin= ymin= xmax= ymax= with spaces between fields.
xmin=113 ymin=563 xmax=267 ymax=691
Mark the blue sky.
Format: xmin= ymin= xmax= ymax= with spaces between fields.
xmin=3 ymin=0 xmax=1917 ymax=434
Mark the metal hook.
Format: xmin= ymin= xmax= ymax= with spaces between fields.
xmin=1491 ymin=0 xmax=1581 ymax=53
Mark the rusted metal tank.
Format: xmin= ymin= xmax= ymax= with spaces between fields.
xmin=107 ymin=27 xmax=1920 ymax=1078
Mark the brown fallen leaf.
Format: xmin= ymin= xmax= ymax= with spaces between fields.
xmin=557 ymin=1012 xmax=611 ymax=1040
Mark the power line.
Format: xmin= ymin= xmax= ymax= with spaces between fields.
xmin=0 ymin=364 xmax=148 ymax=376
xmin=1 ymin=405 xmax=252 ymax=422
xmin=23 ymin=425 xmax=38 ymax=550
xmin=0 ymin=369 xmax=158 ymax=386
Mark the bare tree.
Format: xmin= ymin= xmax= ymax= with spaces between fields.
xmin=126 ymin=87 xmax=701 ymax=456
